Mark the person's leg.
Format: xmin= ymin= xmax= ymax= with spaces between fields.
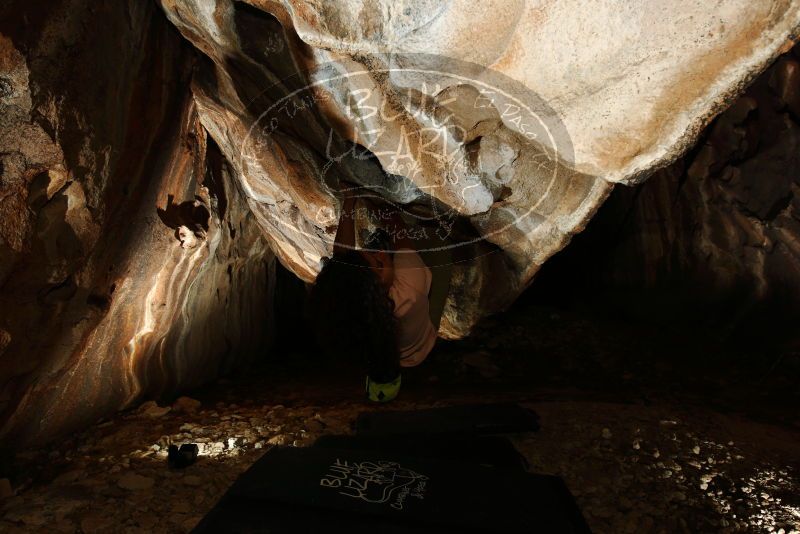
xmin=423 ymin=253 xmax=453 ymax=330
xmin=361 ymin=198 xmax=455 ymax=330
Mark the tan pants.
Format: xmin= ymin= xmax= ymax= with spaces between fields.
xmin=353 ymin=197 xmax=454 ymax=332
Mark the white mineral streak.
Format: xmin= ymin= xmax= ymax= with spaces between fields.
xmin=160 ymin=0 xmax=800 ymax=336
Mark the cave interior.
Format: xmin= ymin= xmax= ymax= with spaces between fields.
xmin=0 ymin=1 xmax=799 ymax=533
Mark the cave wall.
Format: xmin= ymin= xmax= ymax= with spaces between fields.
xmin=535 ymin=45 xmax=800 ymax=344
xmin=156 ymin=0 xmax=800 ymax=339
xmin=0 ymin=0 xmax=799 ymax=449
xmin=0 ymin=0 xmax=274 ymax=448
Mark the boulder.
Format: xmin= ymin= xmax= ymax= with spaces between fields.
xmin=0 ymin=0 xmax=798 ymax=449
xmin=0 ymin=0 xmax=275 ymax=448
xmin=159 ymin=0 xmax=800 ymax=336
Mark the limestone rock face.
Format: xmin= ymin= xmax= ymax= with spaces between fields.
xmin=546 ymin=47 xmax=800 ymax=336
xmin=0 ymin=1 xmax=274 ymax=447
xmin=158 ymin=0 xmax=800 ymax=337
xmin=1 ymin=0 xmax=799 ymax=448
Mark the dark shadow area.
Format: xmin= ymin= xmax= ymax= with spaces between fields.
xmin=156 ymin=196 xmax=211 ymax=235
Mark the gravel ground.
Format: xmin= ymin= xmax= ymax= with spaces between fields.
xmin=0 ymin=389 xmax=798 ymax=533
xmin=2 ymin=302 xmax=798 ymax=533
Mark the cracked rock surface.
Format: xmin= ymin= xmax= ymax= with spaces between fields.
xmin=157 ymin=0 xmax=800 ymax=336
xmin=546 ymin=44 xmax=800 ymax=328
xmin=0 ymin=1 xmax=274 ymax=447
xmin=1 ymin=0 xmax=800 ymax=450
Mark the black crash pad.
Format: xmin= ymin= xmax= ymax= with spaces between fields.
xmin=193 ymin=446 xmax=589 ymax=533
xmin=313 ymin=434 xmax=529 ymax=471
xmin=355 ymin=402 xmax=540 ymax=436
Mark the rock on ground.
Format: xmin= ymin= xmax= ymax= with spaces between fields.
xmin=0 ymin=389 xmax=797 ymax=534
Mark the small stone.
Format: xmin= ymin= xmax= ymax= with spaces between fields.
xmin=622 ymin=514 xmax=639 ymax=533
xmin=134 ymin=514 xmax=157 ymax=529
xmin=632 ymin=440 xmax=641 ymax=450
xmin=591 ymin=505 xmax=613 ymax=519
xmin=0 ymin=478 xmax=12 ymax=499
xmin=173 ymin=396 xmax=201 ymax=413
xmin=136 ymin=400 xmax=157 ymax=413
xmin=462 ymin=351 xmax=501 ymax=378
xmin=602 ymin=428 xmax=612 ymax=439
xmin=267 ymin=435 xmax=287 ymax=446
xmin=80 ymin=513 xmax=112 ymax=533
xmin=138 ymin=401 xmax=171 ymax=418
xmin=53 ymin=469 xmax=84 ymax=485
xmin=183 ymin=475 xmax=202 ymax=487
xmin=173 ymin=501 xmax=191 ymax=514
xmin=182 ymin=516 xmax=202 ymax=531
xmin=117 ymin=473 xmax=155 ymax=491
xmin=19 ymin=513 xmax=47 ymax=527
xmin=692 ymin=445 xmax=700 ymax=455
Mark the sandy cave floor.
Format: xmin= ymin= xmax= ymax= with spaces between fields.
xmin=1 ymin=304 xmax=799 ymax=533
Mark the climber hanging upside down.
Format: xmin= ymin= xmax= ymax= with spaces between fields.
xmin=309 ymin=184 xmax=444 ymax=403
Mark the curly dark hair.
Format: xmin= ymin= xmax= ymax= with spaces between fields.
xmin=309 ymin=250 xmax=400 ymax=382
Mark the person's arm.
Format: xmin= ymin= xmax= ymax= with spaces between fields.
xmin=333 ymin=187 xmax=356 ymax=255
